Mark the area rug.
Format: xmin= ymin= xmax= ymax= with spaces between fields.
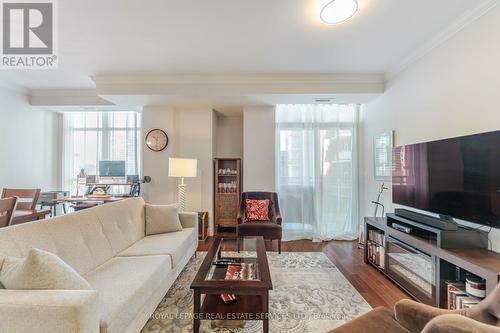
xmin=142 ymin=252 xmax=371 ymax=333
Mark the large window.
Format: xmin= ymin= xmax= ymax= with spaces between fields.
xmin=276 ymin=104 xmax=359 ymax=241
xmin=62 ymin=111 xmax=141 ymax=193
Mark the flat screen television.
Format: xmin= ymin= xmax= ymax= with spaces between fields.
xmin=98 ymin=160 xmax=126 ymax=178
xmin=392 ymin=130 xmax=500 ymax=228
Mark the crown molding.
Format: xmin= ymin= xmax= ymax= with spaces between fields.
xmin=386 ymin=0 xmax=500 ymax=80
xmin=29 ymin=88 xmax=114 ymax=106
xmin=92 ymin=73 xmax=385 ymax=95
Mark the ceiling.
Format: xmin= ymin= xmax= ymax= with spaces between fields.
xmin=0 ymin=0 xmax=489 ymax=113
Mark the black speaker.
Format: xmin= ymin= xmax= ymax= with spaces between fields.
xmin=394 ymin=208 xmax=458 ymax=231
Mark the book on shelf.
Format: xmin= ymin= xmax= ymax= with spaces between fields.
xmin=367 ymin=240 xmax=385 ymax=269
xmin=367 ymin=229 xmax=385 ymax=269
xmin=368 ymin=229 xmax=385 ymax=246
xmin=446 ymin=281 xmax=480 ymax=310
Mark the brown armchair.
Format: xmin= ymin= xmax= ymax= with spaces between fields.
xmin=329 ymin=281 xmax=500 ymax=333
xmin=237 ymin=192 xmax=282 ymax=254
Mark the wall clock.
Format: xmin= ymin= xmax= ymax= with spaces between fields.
xmin=146 ymin=129 xmax=168 ymax=152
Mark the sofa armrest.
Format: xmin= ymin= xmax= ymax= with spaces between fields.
xmin=394 ymin=299 xmax=462 ymax=333
xmin=422 ymin=314 xmax=499 ymax=333
xmin=0 ymin=289 xmax=99 ymax=333
xmin=179 ymin=211 xmax=198 ymax=230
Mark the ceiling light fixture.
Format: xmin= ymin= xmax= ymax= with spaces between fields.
xmin=320 ymin=0 xmax=359 ymax=25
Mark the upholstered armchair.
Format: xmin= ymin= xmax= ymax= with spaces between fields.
xmin=237 ymin=192 xmax=282 ymax=254
xmin=329 ymin=281 xmax=500 ymax=333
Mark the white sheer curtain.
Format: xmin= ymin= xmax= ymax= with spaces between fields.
xmin=276 ymin=104 xmax=359 ymax=241
xmin=62 ymin=111 xmax=142 ymax=194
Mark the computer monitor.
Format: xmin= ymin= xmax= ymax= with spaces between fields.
xmin=98 ymin=161 xmax=126 ymax=178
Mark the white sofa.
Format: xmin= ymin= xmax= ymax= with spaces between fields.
xmin=0 ymin=197 xmax=198 ymax=333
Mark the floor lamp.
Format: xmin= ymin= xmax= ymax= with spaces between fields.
xmin=168 ymin=158 xmax=197 ymax=212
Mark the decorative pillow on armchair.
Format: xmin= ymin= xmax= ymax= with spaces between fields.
xmin=246 ymin=199 xmax=270 ymax=221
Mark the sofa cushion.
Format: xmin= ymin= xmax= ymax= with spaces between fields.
xmin=93 ymin=197 xmax=146 ymax=255
xmin=0 ymin=208 xmax=114 ymax=276
xmin=117 ymin=228 xmax=197 ymax=268
xmin=84 ymin=255 xmax=171 ymax=333
xmin=0 ymin=248 xmax=91 ymax=290
xmin=145 ymin=204 xmax=183 ymax=236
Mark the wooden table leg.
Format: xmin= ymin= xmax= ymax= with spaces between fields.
xmin=262 ymin=292 xmax=269 ymax=333
xmin=193 ymin=290 xmax=201 ymax=333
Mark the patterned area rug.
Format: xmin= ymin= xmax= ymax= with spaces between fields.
xmin=142 ymin=252 xmax=371 ymax=333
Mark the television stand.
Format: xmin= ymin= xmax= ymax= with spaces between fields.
xmin=364 ymin=217 xmax=499 ymax=308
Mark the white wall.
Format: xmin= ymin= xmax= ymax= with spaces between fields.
xmin=243 ymin=106 xmax=275 ymax=192
xmin=361 ymin=6 xmax=500 ymax=252
xmin=215 ymin=115 xmax=243 ymax=158
xmin=142 ymin=106 xmax=177 ymax=204
xmin=142 ymin=106 xmax=215 ymax=234
xmin=0 ymin=87 xmax=60 ymax=191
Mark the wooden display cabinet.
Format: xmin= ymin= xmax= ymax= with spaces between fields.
xmin=214 ymin=158 xmax=241 ymax=233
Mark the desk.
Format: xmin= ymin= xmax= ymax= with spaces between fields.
xmin=55 ymin=196 xmax=128 ymax=204
xmin=12 ymin=209 xmax=51 ymax=225
xmin=83 ymin=182 xmax=141 ymax=197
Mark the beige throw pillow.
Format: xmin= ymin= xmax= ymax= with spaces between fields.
xmin=145 ymin=203 xmax=183 ymax=236
xmin=0 ymin=248 xmax=91 ymax=290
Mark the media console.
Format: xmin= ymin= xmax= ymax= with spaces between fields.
xmin=364 ymin=216 xmax=500 ymax=308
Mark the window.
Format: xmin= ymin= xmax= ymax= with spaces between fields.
xmin=276 ymin=104 xmax=359 ymax=241
xmin=62 ymin=111 xmax=141 ymax=193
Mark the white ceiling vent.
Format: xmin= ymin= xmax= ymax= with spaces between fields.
xmin=314 ymin=98 xmax=336 ymax=103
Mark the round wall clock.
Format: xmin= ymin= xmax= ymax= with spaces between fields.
xmin=146 ymin=129 xmax=168 ymax=151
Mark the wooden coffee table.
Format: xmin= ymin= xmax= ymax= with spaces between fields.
xmin=190 ymin=237 xmax=272 ymax=333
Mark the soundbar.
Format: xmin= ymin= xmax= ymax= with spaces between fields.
xmin=394 ymin=208 xmax=458 ymax=231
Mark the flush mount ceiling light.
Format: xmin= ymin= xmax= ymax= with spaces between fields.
xmin=320 ymin=0 xmax=359 ymax=25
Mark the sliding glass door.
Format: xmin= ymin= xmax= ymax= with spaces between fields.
xmin=276 ymin=104 xmax=359 ymax=241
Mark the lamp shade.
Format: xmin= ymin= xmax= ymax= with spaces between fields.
xmin=168 ymin=158 xmax=197 ymax=178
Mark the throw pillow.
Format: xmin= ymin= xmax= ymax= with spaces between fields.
xmin=246 ymin=199 xmax=270 ymax=221
xmin=0 ymin=248 xmax=91 ymax=290
xmin=145 ymin=203 xmax=183 ymax=236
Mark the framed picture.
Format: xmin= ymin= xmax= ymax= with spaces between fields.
xmin=374 ymin=130 xmax=394 ymax=181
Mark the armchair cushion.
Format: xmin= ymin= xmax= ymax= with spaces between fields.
xmin=395 ymin=299 xmax=462 ymax=333
xmin=245 ymin=199 xmax=270 ymax=221
xmin=237 ymin=221 xmax=282 ymax=239
xmin=422 ymin=314 xmax=500 ymax=333
xmin=328 ymin=307 xmax=411 ymax=333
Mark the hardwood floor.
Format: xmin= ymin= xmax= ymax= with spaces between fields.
xmin=197 ymin=236 xmax=410 ymax=309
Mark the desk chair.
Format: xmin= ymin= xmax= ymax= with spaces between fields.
xmin=1 ymin=188 xmax=41 ymax=211
xmin=38 ymin=191 xmax=69 ymax=216
xmin=0 ymin=197 xmax=18 ymax=228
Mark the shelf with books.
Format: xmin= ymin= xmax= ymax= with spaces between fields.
xmin=441 ymin=260 xmax=486 ymax=310
xmin=365 ymin=227 xmax=386 ymax=270
xmin=445 ymin=280 xmax=483 ymax=310
xmin=365 ymin=217 xmax=500 ymax=309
